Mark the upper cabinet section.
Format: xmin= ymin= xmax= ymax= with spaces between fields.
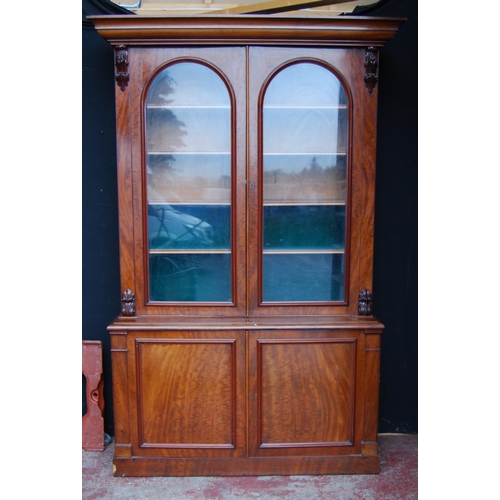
xmin=89 ymin=16 xmax=404 ymax=319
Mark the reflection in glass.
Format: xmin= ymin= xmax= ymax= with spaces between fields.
xmin=148 ymin=204 xmax=230 ymax=250
xmin=148 ymin=63 xmax=231 ymax=107
xmin=147 ymin=108 xmax=230 ymax=153
xmin=146 ymin=63 xmax=231 ymax=205
xmin=264 ymin=154 xmax=346 ymax=203
xmin=147 ymin=153 xmax=231 ymax=204
xmin=146 ymin=62 xmax=232 ymax=302
xmin=264 ymin=108 xmax=347 ymax=154
xmin=262 ymin=62 xmax=348 ymax=303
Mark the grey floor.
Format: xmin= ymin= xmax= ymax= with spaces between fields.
xmin=83 ymin=433 xmax=417 ymax=499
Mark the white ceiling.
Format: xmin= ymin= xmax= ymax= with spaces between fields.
xmin=110 ymin=0 xmax=380 ymax=16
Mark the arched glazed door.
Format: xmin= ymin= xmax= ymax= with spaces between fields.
xmin=126 ymin=48 xmax=247 ymax=317
xmin=260 ymin=61 xmax=349 ymax=304
xmin=145 ymin=62 xmax=233 ymax=303
xmin=248 ymin=47 xmax=362 ymax=317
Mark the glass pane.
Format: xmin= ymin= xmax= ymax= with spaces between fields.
xmin=263 ymin=108 xmax=346 ymax=154
xmin=146 ymin=108 xmax=230 ymax=153
xmin=264 ymin=154 xmax=346 ymax=204
xmin=150 ymin=254 xmax=231 ymax=302
xmin=263 ymin=254 xmax=345 ymax=302
xmin=147 ymin=153 xmax=230 ymax=204
xmin=262 ymin=62 xmax=348 ymax=303
xmin=148 ymin=204 xmax=230 ymax=250
xmin=146 ymin=62 xmax=232 ymax=302
xmin=148 ymin=63 xmax=231 ymax=107
xmin=264 ymin=205 xmax=345 ymax=250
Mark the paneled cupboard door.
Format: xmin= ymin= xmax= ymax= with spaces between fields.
xmin=247 ymin=329 xmax=362 ymax=458
xmin=124 ymin=48 xmax=247 ymax=317
xmin=128 ymin=329 xmax=246 ymax=459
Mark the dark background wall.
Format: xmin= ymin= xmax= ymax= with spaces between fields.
xmin=82 ymin=0 xmax=418 ymax=436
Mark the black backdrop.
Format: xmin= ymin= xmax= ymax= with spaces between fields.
xmin=82 ymin=0 xmax=418 ymax=435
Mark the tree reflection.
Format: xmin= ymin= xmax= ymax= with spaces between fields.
xmin=146 ymin=70 xmax=187 ymax=181
xmin=264 ymin=156 xmax=346 ymax=202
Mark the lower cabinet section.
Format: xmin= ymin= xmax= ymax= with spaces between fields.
xmin=109 ymin=320 xmax=382 ymax=476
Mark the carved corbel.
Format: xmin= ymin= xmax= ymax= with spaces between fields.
xmin=358 ymin=289 xmax=373 ymax=316
xmin=121 ymin=288 xmax=136 ymax=316
xmin=115 ymin=45 xmax=129 ymax=92
xmin=364 ymin=47 xmax=378 ymax=94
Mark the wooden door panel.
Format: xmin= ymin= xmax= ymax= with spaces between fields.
xmin=132 ymin=331 xmax=245 ymax=457
xmin=138 ymin=340 xmax=233 ymax=445
xmin=249 ymin=330 xmax=359 ymax=456
xmin=260 ymin=340 xmax=354 ymax=445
